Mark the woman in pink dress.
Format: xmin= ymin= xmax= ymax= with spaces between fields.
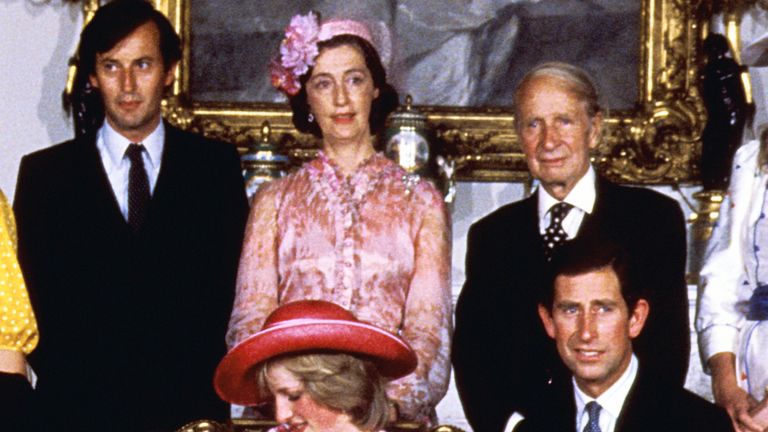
xmin=226 ymin=12 xmax=452 ymax=422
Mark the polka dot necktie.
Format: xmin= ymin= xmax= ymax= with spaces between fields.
xmin=126 ymin=143 xmax=150 ymax=232
xmin=583 ymin=401 xmax=602 ymax=432
xmin=542 ymin=202 xmax=573 ymax=261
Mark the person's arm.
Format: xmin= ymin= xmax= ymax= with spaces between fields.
xmin=0 ymin=187 xmax=37 ymax=427
xmin=385 ymin=184 xmax=452 ymax=421
xmin=0 ymin=190 xmax=38 ymax=363
xmin=709 ymin=352 xmax=763 ymax=432
xmin=697 ymin=141 xmax=763 ymax=432
xmin=452 ymin=221 xmax=516 ymax=432
xmin=225 ymin=181 xmax=281 ymax=349
xmin=203 ymin=144 xmax=249 ymax=348
xmin=697 ymin=189 xmax=749 ymax=370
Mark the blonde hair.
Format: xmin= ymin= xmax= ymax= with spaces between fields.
xmin=256 ymin=352 xmax=390 ymax=431
xmin=513 ymin=62 xmax=602 ymax=129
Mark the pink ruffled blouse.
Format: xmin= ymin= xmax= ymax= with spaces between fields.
xmin=227 ymin=152 xmax=452 ymax=420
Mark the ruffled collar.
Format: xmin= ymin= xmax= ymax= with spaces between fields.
xmin=307 ymin=151 xmax=403 ymax=208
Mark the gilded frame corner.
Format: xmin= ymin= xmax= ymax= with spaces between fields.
xmin=147 ymin=0 xmax=707 ymax=184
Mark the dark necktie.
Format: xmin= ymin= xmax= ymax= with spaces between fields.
xmin=542 ymin=202 xmax=573 ymax=260
xmin=583 ymin=401 xmax=602 ymax=432
xmin=126 ymin=143 xmax=150 ymax=231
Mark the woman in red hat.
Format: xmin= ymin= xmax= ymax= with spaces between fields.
xmin=216 ymin=300 xmax=418 ymax=432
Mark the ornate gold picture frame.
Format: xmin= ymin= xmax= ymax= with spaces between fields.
xmin=139 ymin=0 xmax=708 ymax=184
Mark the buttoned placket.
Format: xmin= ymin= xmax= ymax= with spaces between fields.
xmin=329 ymin=172 xmax=363 ymax=309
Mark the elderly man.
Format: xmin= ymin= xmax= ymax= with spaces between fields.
xmin=451 ymin=62 xmax=690 ymax=432
xmin=14 ymin=1 xmax=248 ymax=431
xmin=517 ymin=239 xmax=731 ymax=432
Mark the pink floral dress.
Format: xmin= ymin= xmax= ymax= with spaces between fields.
xmin=227 ymin=152 xmax=452 ymax=420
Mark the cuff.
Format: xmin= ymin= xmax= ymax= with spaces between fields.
xmin=699 ymin=325 xmax=740 ymax=373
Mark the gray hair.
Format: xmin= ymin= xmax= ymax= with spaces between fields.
xmin=513 ymin=62 xmax=602 ymax=128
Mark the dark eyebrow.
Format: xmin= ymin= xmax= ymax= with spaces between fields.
xmin=554 ymin=300 xmax=579 ymax=310
xmin=310 ymin=68 xmax=368 ymax=79
xmin=96 ymin=55 xmax=155 ymax=65
xmin=591 ymin=299 xmax=619 ymax=308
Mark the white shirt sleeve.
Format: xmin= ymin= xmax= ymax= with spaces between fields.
xmin=696 ymin=139 xmax=761 ymax=370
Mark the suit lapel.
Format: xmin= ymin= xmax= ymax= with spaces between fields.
xmin=140 ymin=123 xmax=185 ymax=231
xmin=74 ymin=133 xmax=129 ymax=230
xmin=556 ymin=378 xmax=579 ymax=430
xmin=152 ymin=123 xmax=181 ymax=201
xmin=519 ymin=192 xmax=546 ymax=260
xmin=530 ymin=376 xmax=579 ymax=430
xmin=575 ymin=176 xmax=613 ymax=240
xmin=614 ymin=368 xmax=656 ymax=432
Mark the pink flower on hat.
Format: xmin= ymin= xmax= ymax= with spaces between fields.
xmin=281 ymin=13 xmax=320 ymax=73
xmin=269 ymin=59 xmax=300 ymax=96
xmin=270 ymin=12 xmax=321 ymax=96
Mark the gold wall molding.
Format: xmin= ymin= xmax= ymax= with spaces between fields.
xmin=83 ymin=0 xmax=711 ymax=184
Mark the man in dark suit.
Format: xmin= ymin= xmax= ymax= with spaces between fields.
xmin=451 ymin=62 xmax=690 ymax=432
xmin=13 ymin=1 xmax=249 ymax=431
xmin=516 ymin=239 xmax=731 ymax=432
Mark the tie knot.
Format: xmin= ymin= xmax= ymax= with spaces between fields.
xmin=584 ymin=401 xmax=603 ymax=431
xmin=125 ymin=143 xmax=145 ymax=163
xmin=586 ymin=401 xmax=601 ymax=414
xmin=550 ymin=202 xmax=573 ymax=221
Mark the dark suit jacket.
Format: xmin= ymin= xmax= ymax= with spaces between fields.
xmin=451 ymin=177 xmax=690 ymax=432
xmin=516 ymin=368 xmax=733 ymax=432
xmin=14 ymin=123 xmax=249 ymax=432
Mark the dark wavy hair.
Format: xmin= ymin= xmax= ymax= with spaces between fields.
xmin=288 ymin=34 xmax=399 ymax=139
xmin=540 ymin=236 xmax=646 ymax=313
xmin=66 ymin=0 xmax=181 ymax=137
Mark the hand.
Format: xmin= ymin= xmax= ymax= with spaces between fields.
xmin=748 ymin=391 xmax=768 ymax=431
xmin=709 ymin=353 xmax=762 ymax=432
xmin=0 ymin=349 xmax=27 ymax=377
xmin=716 ymin=383 xmax=762 ymax=432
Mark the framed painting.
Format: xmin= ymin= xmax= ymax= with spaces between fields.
xmin=89 ymin=0 xmax=710 ymax=183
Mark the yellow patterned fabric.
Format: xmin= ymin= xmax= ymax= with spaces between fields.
xmin=0 ymin=190 xmax=37 ymax=353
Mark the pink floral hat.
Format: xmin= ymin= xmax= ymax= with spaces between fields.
xmin=270 ymin=11 xmax=392 ymax=95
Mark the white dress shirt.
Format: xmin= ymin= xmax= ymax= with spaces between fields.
xmin=95 ymin=120 xmax=165 ymax=221
xmin=537 ymin=165 xmax=597 ymax=238
xmin=574 ymin=354 xmax=639 ymax=432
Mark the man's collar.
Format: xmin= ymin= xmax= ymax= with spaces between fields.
xmin=537 ymin=165 xmax=597 ymax=214
xmin=573 ymin=354 xmax=639 ymax=423
xmin=99 ymin=120 xmax=165 ymax=168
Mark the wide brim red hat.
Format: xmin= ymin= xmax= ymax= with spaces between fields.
xmin=214 ymin=300 xmax=417 ymax=406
